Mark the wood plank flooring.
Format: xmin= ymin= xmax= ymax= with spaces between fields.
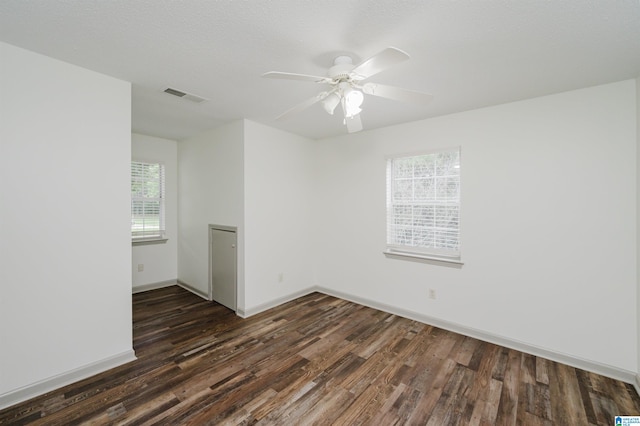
xmin=1 ymin=286 xmax=639 ymax=425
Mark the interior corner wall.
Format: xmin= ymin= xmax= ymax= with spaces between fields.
xmin=177 ymin=120 xmax=245 ymax=304
xmin=0 ymin=42 xmax=134 ymax=404
xmin=314 ymin=79 xmax=637 ymax=373
xmin=132 ymin=133 xmax=178 ymax=290
xmin=243 ymin=120 xmax=316 ymax=312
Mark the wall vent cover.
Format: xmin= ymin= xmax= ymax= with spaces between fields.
xmin=163 ymin=87 xmax=207 ymax=103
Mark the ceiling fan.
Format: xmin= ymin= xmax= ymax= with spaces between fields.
xmin=262 ymin=47 xmax=433 ymax=133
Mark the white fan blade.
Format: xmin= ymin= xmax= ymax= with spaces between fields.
xmin=345 ymin=113 xmax=363 ymax=133
xmin=362 ymin=82 xmax=433 ymax=104
xmin=262 ymin=71 xmax=331 ymax=84
xmin=275 ymin=92 xmax=329 ymax=120
xmin=349 ymin=47 xmax=410 ymax=80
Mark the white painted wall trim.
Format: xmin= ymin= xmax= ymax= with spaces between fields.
xmin=236 ymin=287 xmax=317 ymax=318
xmin=177 ymin=280 xmax=209 ymax=300
xmin=242 ymin=286 xmax=638 ymax=387
xmin=0 ymin=350 xmax=136 ymax=410
xmin=132 ymin=279 xmax=178 ymax=294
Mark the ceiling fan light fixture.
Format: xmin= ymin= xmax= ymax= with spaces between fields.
xmin=342 ymin=87 xmax=364 ymax=118
xmin=263 ymin=47 xmax=431 ymax=132
xmin=322 ymin=93 xmax=340 ymax=115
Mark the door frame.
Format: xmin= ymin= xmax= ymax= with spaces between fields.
xmin=208 ymin=224 xmax=237 ymax=311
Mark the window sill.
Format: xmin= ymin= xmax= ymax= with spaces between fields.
xmin=132 ymin=238 xmax=168 ymax=246
xmin=383 ymin=250 xmax=464 ymax=266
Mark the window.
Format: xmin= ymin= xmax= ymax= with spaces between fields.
xmin=386 ymin=148 xmax=461 ymax=261
xmin=131 ymin=161 xmax=165 ymax=240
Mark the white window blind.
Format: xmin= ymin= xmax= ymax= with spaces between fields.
xmin=131 ymin=161 xmax=165 ymax=239
xmin=386 ymin=148 xmax=460 ymax=258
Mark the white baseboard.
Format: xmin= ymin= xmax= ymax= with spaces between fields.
xmin=177 ymin=280 xmax=209 ymax=300
xmin=237 ymin=288 xmax=317 ymax=318
xmin=635 ymin=374 xmax=640 ymax=397
xmin=314 ymin=287 xmax=637 ymax=386
xmin=132 ymin=279 xmax=177 ymax=294
xmin=0 ymin=349 xmax=136 ymax=410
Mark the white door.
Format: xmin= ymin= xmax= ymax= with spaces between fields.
xmin=209 ymin=226 xmax=237 ymax=310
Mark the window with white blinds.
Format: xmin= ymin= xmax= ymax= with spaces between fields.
xmin=386 ymin=148 xmax=461 ymax=259
xmin=131 ymin=161 xmax=165 ymax=240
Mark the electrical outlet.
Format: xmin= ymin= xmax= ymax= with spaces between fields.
xmin=137 ymin=264 xmax=144 ymax=272
xmin=278 ymin=273 xmax=284 ymax=283
xmin=428 ymin=289 xmax=436 ymax=300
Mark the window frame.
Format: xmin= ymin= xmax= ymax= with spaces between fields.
xmin=384 ymin=147 xmax=462 ymax=264
xmin=131 ymin=159 xmax=166 ymax=243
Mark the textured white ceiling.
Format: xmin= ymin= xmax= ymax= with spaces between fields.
xmin=1 ymin=1 xmax=639 ymax=140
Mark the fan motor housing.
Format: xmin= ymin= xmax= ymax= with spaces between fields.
xmin=329 ymin=55 xmax=355 ymax=80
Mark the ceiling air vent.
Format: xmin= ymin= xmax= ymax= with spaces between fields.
xmin=163 ymin=87 xmax=207 ymax=103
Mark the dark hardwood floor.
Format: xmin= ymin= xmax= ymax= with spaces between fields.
xmin=1 ymin=286 xmax=639 ymax=425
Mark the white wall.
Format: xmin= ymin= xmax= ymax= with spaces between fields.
xmin=132 ymin=133 xmax=178 ymax=290
xmin=178 ymin=120 xmax=245 ymax=302
xmin=243 ymin=121 xmax=316 ymax=313
xmin=0 ymin=42 xmax=134 ymax=404
xmin=314 ymin=80 xmax=637 ymax=373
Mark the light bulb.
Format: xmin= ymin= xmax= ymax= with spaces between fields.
xmin=322 ymin=93 xmax=340 ymax=115
xmin=343 ymin=88 xmax=364 ymax=118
